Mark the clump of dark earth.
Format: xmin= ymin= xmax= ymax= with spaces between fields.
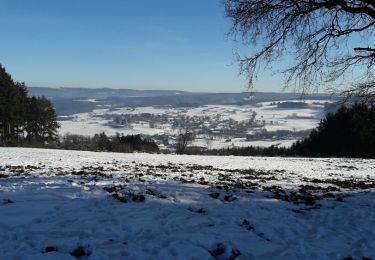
xmin=344 ymin=257 xmax=372 ymax=260
xmin=234 ymin=181 xmax=257 ymax=189
xmin=209 ymin=243 xmax=226 ymax=257
xmin=71 ymin=168 xmax=108 ymax=178
xmin=299 ymin=184 xmax=340 ymax=193
xmin=223 ymin=194 xmax=237 ymax=202
xmin=242 ymin=219 xmax=254 ymax=231
xmin=209 ymin=192 xmax=220 ymax=199
xmin=0 ymin=173 xmax=8 ymax=178
xmin=208 ymin=191 xmax=237 ymax=202
xmin=132 ymin=194 xmax=145 ymax=202
xmin=198 ymin=177 xmax=209 ymax=185
xmin=229 ymin=248 xmax=241 ymax=260
xmin=311 ymin=178 xmax=375 ymax=189
xmin=145 ymin=188 xmax=156 ymax=196
xmin=70 ymin=246 xmax=90 ymax=258
xmin=216 ymin=185 xmax=230 ymax=192
xmin=187 ymin=207 xmax=206 ymax=214
xmin=112 ymin=193 xmax=128 ymax=203
xmin=43 ymin=246 xmax=57 ymax=253
xmin=103 ymin=185 xmax=126 ymax=193
xmin=266 ymin=186 xmax=320 ymax=206
xmin=145 ymin=188 xmax=167 ymax=199
xmin=2 ymin=198 xmax=14 ymax=204
xmin=175 ymin=177 xmax=195 ymax=184
xmin=303 ymin=196 xmax=315 ymax=206
xmin=112 ymin=192 xmax=146 ymax=203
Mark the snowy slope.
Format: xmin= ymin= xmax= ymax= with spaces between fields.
xmin=0 ymin=148 xmax=374 ymax=259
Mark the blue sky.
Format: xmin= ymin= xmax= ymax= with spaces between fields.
xmin=0 ymin=0 xmax=281 ymax=92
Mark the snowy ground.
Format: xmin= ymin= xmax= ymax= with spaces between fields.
xmin=1 ymin=148 xmax=374 ymax=259
xmin=251 ymin=100 xmax=328 ymax=132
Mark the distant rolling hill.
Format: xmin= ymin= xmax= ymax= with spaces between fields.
xmin=28 ymin=87 xmax=336 ymax=116
xmin=28 ymin=87 xmax=191 ymax=100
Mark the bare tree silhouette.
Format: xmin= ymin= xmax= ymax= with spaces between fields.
xmin=224 ymin=0 xmax=375 ymax=101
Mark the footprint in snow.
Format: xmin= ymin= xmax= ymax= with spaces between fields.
xmin=70 ymin=245 xmax=91 ymax=258
xmin=42 ymin=246 xmax=57 ymax=253
xmin=208 ymin=192 xmax=237 ymax=202
xmin=1 ymin=198 xmax=14 ymax=205
xmin=209 ymin=243 xmax=241 ymax=260
xmin=187 ymin=207 xmax=207 ymax=214
xmin=241 ymin=218 xmax=271 ymax=242
xmin=241 ymin=219 xmax=254 ymax=231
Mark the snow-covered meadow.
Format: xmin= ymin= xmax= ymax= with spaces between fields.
xmin=1 ymin=147 xmax=374 ymax=259
xmin=58 ymin=101 xmax=330 ymax=149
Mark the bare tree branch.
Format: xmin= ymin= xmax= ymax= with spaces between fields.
xmin=224 ymin=0 xmax=375 ymax=100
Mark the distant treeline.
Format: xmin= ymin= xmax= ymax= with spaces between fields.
xmin=196 ymin=103 xmax=375 ymax=159
xmin=0 ymin=65 xmax=59 ymax=146
xmin=55 ymin=133 xmax=159 ymax=153
xmin=201 ymin=146 xmax=289 ymax=157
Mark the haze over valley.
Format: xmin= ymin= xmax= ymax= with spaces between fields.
xmin=29 ymin=87 xmax=337 ymax=150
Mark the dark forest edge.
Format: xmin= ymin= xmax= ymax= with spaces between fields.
xmin=0 ymin=65 xmax=59 ymax=146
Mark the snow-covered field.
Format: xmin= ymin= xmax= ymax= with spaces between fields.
xmin=59 ymin=100 xmax=332 ymax=149
xmin=58 ymin=103 xmax=326 ymax=136
xmin=1 ymin=148 xmax=374 ymax=259
xmin=192 ymin=137 xmax=296 ymax=149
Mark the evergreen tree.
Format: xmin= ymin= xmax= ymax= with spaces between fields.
xmin=25 ymin=96 xmax=60 ymax=143
xmin=290 ymin=103 xmax=375 ymax=158
xmin=0 ymin=65 xmax=28 ymax=145
xmin=0 ymin=64 xmax=59 ymax=146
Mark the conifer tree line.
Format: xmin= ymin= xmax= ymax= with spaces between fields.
xmin=58 ymin=133 xmax=160 ymax=153
xmin=0 ymin=65 xmax=59 ymax=146
xmin=290 ymin=103 xmax=375 ymax=158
